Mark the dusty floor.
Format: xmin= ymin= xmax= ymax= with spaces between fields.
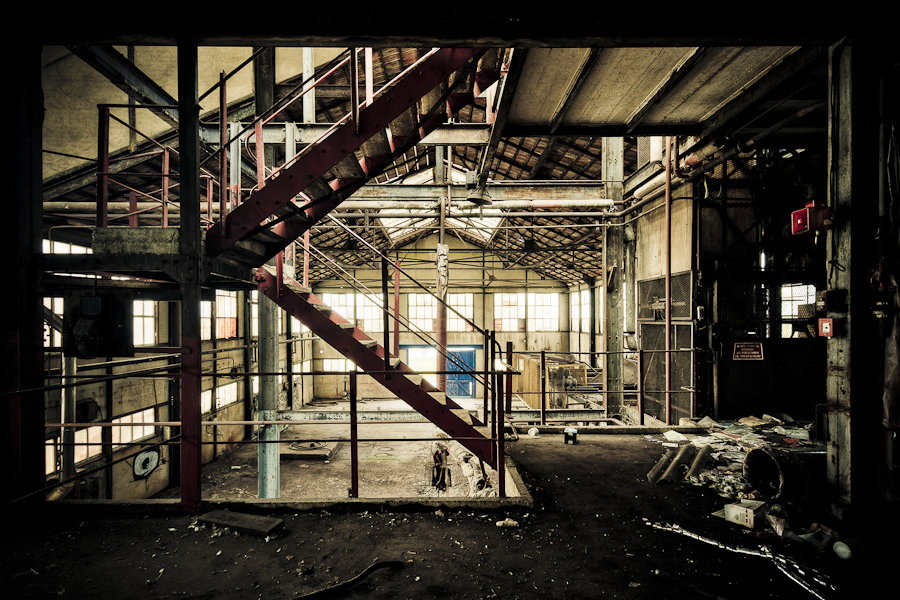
xmin=189 ymin=421 xmax=506 ymax=501
xmin=1 ymin=435 xmax=876 ymax=599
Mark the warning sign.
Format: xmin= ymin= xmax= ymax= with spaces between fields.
xmin=732 ymin=342 xmax=764 ymax=361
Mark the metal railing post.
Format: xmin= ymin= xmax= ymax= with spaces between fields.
xmin=219 ymin=70 xmax=228 ymax=231
xmin=637 ymin=349 xmax=645 ymax=425
xmin=161 ymin=148 xmax=170 ymax=227
xmin=483 ymin=333 xmax=490 ymax=426
xmin=505 ymin=341 xmax=513 ymax=413
xmin=540 ymin=350 xmax=547 ymax=426
xmin=381 ymin=257 xmax=390 ymax=376
xmin=349 ymin=372 xmax=359 ymax=498
xmin=96 ymin=105 xmax=110 ymax=227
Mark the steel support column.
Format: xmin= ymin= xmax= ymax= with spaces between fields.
xmin=255 ymin=47 xmax=281 ymax=499
xmin=825 ymin=39 xmax=885 ymax=515
xmin=603 ymin=137 xmax=625 ymax=416
xmin=177 ymin=40 xmax=203 ymax=512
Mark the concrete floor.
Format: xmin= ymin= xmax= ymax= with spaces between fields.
xmin=3 ymin=434 xmax=869 ymax=600
xmin=195 ymin=396 xmax=519 ymax=501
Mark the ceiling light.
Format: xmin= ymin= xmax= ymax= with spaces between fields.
xmin=466 ymin=186 xmax=492 ymax=206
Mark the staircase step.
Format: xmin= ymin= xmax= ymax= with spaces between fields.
xmin=360 ymin=128 xmax=392 ymax=165
xmin=390 ymin=358 xmax=401 ymax=367
xmin=314 ymin=304 xmax=332 ymax=314
xmin=406 ymin=374 xmax=424 ymax=386
xmin=360 ymin=339 xmax=378 ymax=348
xmin=337 ymin=322 xmax=356 ymax=329
xmin=327 ymin=155 xmax=366 ymax=180
xmin=451 ymin=409 xmax=473 ymax=425
xmin=388 ymin=107 xmax=419 ymax=145
xmin=284 ymin=281 xmax=311 ymax=295
xmin=428 ymin=391 xmax=447 ymax=405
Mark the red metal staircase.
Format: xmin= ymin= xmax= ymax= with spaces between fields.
xmin=256 ymin=267 xmax=495 ymax=467
xmin=206 ymin=47 xmax=500 ymax=267
xmin=204 ymin=48 xmax=502 ymax=469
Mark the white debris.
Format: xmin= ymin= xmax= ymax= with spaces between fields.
xmin=495 ymin=518 xmax=519 ymax=528
xmin=527 ymin=427 xmax=540 ymax=437
xmin=663 ymin=430 xmax=688 ymax=442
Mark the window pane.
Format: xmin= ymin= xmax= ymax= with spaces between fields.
xmin=408 ymin=294 xmax=436 ymax=332
xmin=355 ymin=293 xmax=384 ymax=333
xmin=447 ymin=293 xmax=474 ymax=332
xmin=527 ymin=293 xmax=559 ymax=331
xmin=494 ymin=293 xmax=524 ymax=331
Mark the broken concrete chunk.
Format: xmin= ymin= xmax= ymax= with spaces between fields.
xmin=495 ymin=518 xmax=519 ymax=528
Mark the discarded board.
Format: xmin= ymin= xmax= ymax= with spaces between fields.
xmin=199 ymin=510 xmax=285 ymax=536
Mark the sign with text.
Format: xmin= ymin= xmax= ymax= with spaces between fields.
xmin=732 ymin=342 xmax=764 ymax=361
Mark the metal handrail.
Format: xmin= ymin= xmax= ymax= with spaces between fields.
xmin=306 ymin=243 xmax=490 ymax=388
xmin=324 ymin=215 xmax=486 ymax=336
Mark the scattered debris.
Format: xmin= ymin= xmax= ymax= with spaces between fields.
xmin=563 ymin=428 xmax=578 ymax=444
xmin=527 ymin=427 xmax=540 ymax=437
xmin=496 ymin=518 xmax=519 ymax=528
xmin=434 ymin=510 xmax=445 ymax=518
xmin=647 ymin=521 xmax=835 ymax=600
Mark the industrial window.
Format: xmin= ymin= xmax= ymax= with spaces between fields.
xmin=111 ymin=408 xmax=155 ymax=448
xmin=408 ymin=293 xmax=436 ymax=332
xmin=580 ymin=289 xmax=590 ymax=333
xmin=355 ymin=293 xmax=384 ymax=333
xmin=133 ymin=300 xmax=156 ymax=346
xmin=46 ymin=438 xmax=58 ymax=475
xmin=201 ymin=389 xmax=213 ymax=413
xmin=447 ymin=293 xmax=475 ymax=332
xmin=528 ymin=293 xmax=559 ymax=331
xmin=43 ymin=297 xmax=64 ymax=347
xmin=201 ymin=300 xmax=213 ymax=341
xmin=570 ymin=290 xmax=579 ymax=332
xmin=249 ymin=291 xmax=259 ymax=338
xmin=43 ymin=239 xmax=93 ymax=254
xmin=323 ymin=358 xmax=357 ymax=372
xmin=781 ymin=283 xmax=816 ymax=338
xmin=215 ymin=382 xmax=239 ymax=409
xmin=494 ymin=293 xmax=525 ymax=332
xmin=215 ymin=291 xmax=238 ymax=339
xmin=289 ymin=316 xmax=308 ymax=335
xmin=74 ymin=425 xmax=103 ymax=464
xmin=406 ymin=347 xmax=438 ymax=386
xmin=321 ymin=293 xmax=355 ymax=320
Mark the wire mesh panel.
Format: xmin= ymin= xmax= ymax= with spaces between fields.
xmin=639 ymin=323 xmax=694 ymax=424
xmin=638 ymin=272 xmax=693 ymax=321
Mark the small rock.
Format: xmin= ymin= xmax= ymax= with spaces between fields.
xmin=435 ymin=509 xmax=445 ymax=518
xmin=496 ymin=518 xmax=519 ymax=528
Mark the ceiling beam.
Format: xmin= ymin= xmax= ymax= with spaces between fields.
xmin=529 ymin=49 xmax=603 ymax=178
xmin=66 ymin=45 xmax=179 ymax=127
xmin=700 ymin=46 xmax=825 ymax=141
xmin=477 ymin=49 xmax=528 ymax=187
xmin=625 ymin=47 xmax=709 ymax=134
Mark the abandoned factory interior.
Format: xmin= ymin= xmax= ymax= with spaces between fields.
xmin=4 ymin=14 xmax=899 ymax=600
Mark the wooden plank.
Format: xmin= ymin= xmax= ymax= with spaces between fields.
xmin=199 ymin=510 xmax=285 ymax=536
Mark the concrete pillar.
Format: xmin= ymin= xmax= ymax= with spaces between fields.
xmin=3 ymin=44 xmax=44 ymax=503
xmin=825 ymin=39 xmax=886 ymax=517
xmin=254 ymin=47 xmax=281 ymax=499
xmin=177 ymin=39 xmax=203 ymax=511
xmin=603 ymin=138 xmax=625 ymax=416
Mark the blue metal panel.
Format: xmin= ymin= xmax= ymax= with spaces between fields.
xmin=447 ymin=349 xmax=476 ymax=397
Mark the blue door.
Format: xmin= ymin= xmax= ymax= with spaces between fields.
xmin=447 ymin=349 xmax=477 ymax=398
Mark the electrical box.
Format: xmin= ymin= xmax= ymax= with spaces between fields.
xmin=818 ymin=317 xmax=843 ymax=338
xmin=791 ymin=202 xmax=832 ymax=235
xmin=816 ymin=289 xmax=848 ymax=314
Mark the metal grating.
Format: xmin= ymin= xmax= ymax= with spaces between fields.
xmin=637 ymin=272 xmax=693 ymax=321
xmin=640 ymin=322 xmax=694 ymax=424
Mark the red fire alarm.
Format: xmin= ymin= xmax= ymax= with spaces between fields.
xmin=818 ymin=317 xmax=844 ymax=338
xmin=792 ymin=202 xmax=832 ymax=235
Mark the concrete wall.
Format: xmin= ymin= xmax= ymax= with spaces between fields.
xmin=635 ymin=183 xmax=693 ymax=281
xmin=42 ymin=46 xmax=343 ymax=178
